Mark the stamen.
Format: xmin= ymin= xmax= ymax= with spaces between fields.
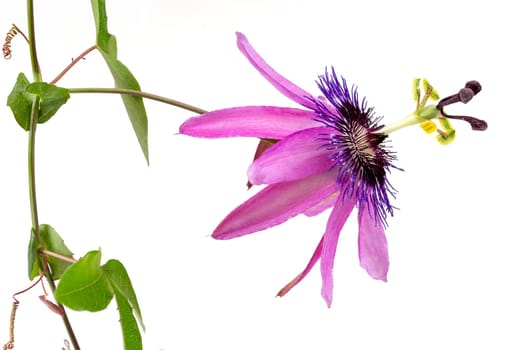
xmin=465 ymin=80 xmax=482 ymax=95
xmin=439 ymin=111 xmax=488 ymax=131
xmin=419 ymin=120 xmax=437 ymax=134
xmin=437 ymin=80 xmax=482 ymax=109
xmin=435 ymin=117 xmax=456 ymax=145
xmin=436 ymin=129 xmax=456 ymax=145
xmin=458 ymin=87 xmax=475 ymax=103
xmin=437 ymin=80 xmax=487 ymax=131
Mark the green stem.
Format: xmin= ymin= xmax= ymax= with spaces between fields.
xmin=26 ymin=0 xmax=41 ymax=82
xmin=27 ymin=0 xmax=41 ymax=236
xmin=28 ymin=99 xmax=40 ymax=238
xmin=26 ymin=1 xmax=80 ymax=349
xmin=68 ymin=87 xmax=207 ymax=115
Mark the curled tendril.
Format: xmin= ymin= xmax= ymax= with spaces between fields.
xmin=3 ymin=25 xmax=19 ymax=59
xmin=2 ymin=301 xmax=18 ymax=350
xmin=3 ymin=24 xmax=29 ymax=60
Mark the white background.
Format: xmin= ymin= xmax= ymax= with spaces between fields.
xmin=1 ymin=0 xmax=525 ymax=349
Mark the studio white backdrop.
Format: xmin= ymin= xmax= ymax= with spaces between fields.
xmin=1 ymin=0 xmax=525 ymax=349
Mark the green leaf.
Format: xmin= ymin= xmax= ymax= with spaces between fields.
xmin=55 ymin=250 xmax=113 ymax=311
xmin=55 ymin=250 xmax=145 ymax=349
xmin=6 ymin=75 xmax=70 ymax=130
xmin=26 ymin=83 xmax=70 ymax=124
xmin=90 ymin=0 xmax=117 ymax=57
xmin=114 ymin=289 xmax=142 ymax=350
xmin=28 ymin=228 xmax=39 ymax=279
xmin=104 ymin=260 xmax=144 ymax=349
xmin=103 ymin=259 xmax=145 ymax=330
xmin=100 ymin=52 xmax=149 ymax=164
xmin=7 ymin=73 xmax=33 ymax=130
xmin=39 ymin=224 xmax=74 ymax=279
xmin=28 ymin=225 xmax=74 ymax=280
xmin=90 ymin=0 xmax=149 ymax=164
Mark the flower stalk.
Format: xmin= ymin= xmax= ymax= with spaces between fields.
xmin=68 ymin=87 xmax=207 ymax=115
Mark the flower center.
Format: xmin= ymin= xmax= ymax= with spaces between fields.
xmin=349 ymin=123 xmax=373 ymax=158
xmin=309 ymin=68 xmax=397 ymax=227
xmin=318 ymin=116 xmax=395 ymax=227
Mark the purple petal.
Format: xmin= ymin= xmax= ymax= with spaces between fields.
xmin=321 ymin=192 xmax=357 ymax=307
xmin=236 ymin=32 xmax=318 ymax=110
xmin=358 ymin=203 xmax=389 ymax=281
xmin=277 ymin=236 xmax=323 ymax=298
xmin=179 ymin=106 xmax=317 ymax=139
xmin=248 ymin=127 xmax=333 ymax=185
xmin=212 ymin=171 xmax=337 ymax=239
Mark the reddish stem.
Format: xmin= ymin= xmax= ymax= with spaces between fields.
xmin=50 ymin=45 xmax=97 ymax=85
xmin=12 ymin=255 xmax=49 ymax=303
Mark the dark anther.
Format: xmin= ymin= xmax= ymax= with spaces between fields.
xmin=435 ymin=80 xmax=487 ymax=131
xmin=465 ymin=80 xmax=482 ymax=95
xmin=439 ymin=110 xmax=488 ymax=131
xmin=437 ymin=80 xmax=482 ymax=109
xmin=458 ymin=88 xmax=474 ymax=103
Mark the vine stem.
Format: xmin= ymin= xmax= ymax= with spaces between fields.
xmin=28 ymin=99 xmax=40 ymax=239
xmin=26 ymin=1 xmax=80 ymax=349
xmin=68 ymin=87 xmax=207 ymax=115
xmin=26 ymin=0 xmax=40 ymax=82
xmin=50 ymin=45 xmax=97 ymax=85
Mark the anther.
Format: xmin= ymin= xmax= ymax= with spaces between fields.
xmin=465 ymin=80 xmax=482 ymax=95
xmin=436 ymin=80 xmax=487 ymax=131
xmin=439 ymin=110 xmax=488 ymax=131
xmin=437 ymin=80 xmax=482 ymax=109
xmin=458 ymin=87 xmax=474 ymax=103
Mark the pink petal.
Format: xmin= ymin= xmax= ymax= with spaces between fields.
xmin=303 ymin=191 xmax=339 ymax=217
xmin=236 ymin=32 xmax=318 ymax=110
xmin=247 ymin=139 xmax=278 ymax=189
xmin=248 ymin=127 xmax=333 ymax=185
xmin=212 ymin=171 xmax=337 ymax=239
xmin=179 ymin=106 xmax=317 ymax=139
xmin=320 ymin=192 xmax=357 ymax=307
xmin=277 ymin=236 xmax=323 ymax=298
xmin=358 ymin=203 xmax=389 ymax=281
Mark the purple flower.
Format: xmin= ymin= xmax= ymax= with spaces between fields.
xmin=180 ymin=32 xmax=398 ymax=307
